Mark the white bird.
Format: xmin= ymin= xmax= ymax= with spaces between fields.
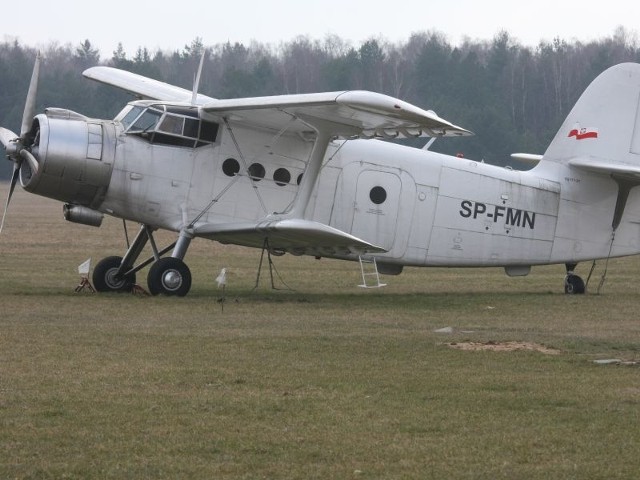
xmin=215 ymin=268 xmax=227 ymax=288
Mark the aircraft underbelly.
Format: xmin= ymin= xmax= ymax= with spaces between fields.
xmin=426 ymin=166 xmax=560 ymax=266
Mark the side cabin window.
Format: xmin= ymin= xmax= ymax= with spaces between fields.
xmin=118 ymin=104 xmax=219 ymax=148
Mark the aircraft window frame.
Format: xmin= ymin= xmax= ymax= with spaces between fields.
xmin=120 ymin=106 xmax=145 ymax=130
xmin=129 ymin=108 xmax=163 ymax=134
xmin=158 ymin=115 xmax=184 ymax=135
xmin=124 ymin=104 xmax=220 ymax=148
xmin=183 ymin=118 xmax=199 ymax=138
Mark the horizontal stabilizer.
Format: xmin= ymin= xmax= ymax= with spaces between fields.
xmin=194 ymin=218 xmax=386 ymax=256
xmin=569 ymin=157 xmax=640 ymax=184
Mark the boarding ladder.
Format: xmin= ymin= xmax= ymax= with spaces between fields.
xmin=358 ymin=256 xmax=387 ymax=288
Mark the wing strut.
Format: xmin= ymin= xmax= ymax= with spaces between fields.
xmin=285 ymin=117 xmax=334 ymax=219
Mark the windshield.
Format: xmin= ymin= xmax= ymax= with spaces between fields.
xmin=128 ymin=108 xmax=162 ymax=132
xmin=118 ymin=106 xmax=144 ymax=129
xmin=120 ymin=104 xmax=219 ymax=147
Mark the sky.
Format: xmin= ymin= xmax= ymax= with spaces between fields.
xmin=3 ymin=0 xmax=639 ymax=57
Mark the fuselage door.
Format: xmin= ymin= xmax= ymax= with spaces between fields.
xmin=350 ymin=170 xmax=401 ymax=251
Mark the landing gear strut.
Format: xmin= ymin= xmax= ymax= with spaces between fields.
xmin=564 ymin=263 xmax=585 ymax=294
xmin=93 ymin=224 xmax=193 ymax=296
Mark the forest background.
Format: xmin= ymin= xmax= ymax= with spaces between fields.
xmin=2 ymin=27 xmax=640 ymax=179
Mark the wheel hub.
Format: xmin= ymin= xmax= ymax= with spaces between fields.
xmin=106 ymin=268 xmax=125 ymax=289
xmin=147 ymin=257 xmax=192 ymax=296
xmin=162 ymin=270 xmax=182 ymax=290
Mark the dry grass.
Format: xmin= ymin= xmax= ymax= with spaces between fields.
xmin=2 ymin=186 xmax=640 ymax=479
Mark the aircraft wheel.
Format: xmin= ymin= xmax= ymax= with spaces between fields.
xmin=564 ymin=274 xmax=585 ymax=294
xmin=147 ymin=257 xmax=192 ymax=296
xmin=93 ymin=256 xmax=136 ymax=293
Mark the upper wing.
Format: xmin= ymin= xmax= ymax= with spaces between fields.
xmin=84 ymin=66 xmax=471 ymax=138
xmin=83 ymin=66 xmax=215 ymax=104
xmin=203 ymin=90 xmax=472 ymax=139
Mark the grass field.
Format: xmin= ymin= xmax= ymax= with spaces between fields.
xmin=1 ymin=186 xmax=640 ymax=479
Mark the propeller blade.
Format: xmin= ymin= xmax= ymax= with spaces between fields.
xmin=1 ymin=127 xmax=20 ymax=160
xmin=0 ymin=164 xmax=20 ymax=234
xmin=0 ymin=127 xmax=18 ymax=149
xmin=1 ymin=53 xmax=42 ymax=235
xmin=20 ymin=52 xmax=41 ymax=138
xmin=20 ymin=148 xmax=39 ymax=175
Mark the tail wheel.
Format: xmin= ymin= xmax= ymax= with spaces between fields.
xmin=147 ymin=257 xmax=192 ymax=297
xmin=93 ymin=256 xmax=136 ymax=293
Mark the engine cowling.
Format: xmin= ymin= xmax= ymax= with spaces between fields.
xmin=21 ymin=109 xmax=116 ymax=210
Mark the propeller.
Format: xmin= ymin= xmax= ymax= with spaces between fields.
xmin=0 ymin=52 xmax=41 ymax=234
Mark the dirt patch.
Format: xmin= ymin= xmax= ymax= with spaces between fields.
xmin=448 ymin=341 xmax=561 ymax=355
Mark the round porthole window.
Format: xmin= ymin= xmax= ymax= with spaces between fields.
xmin=369 ymin=186 xmax=387 ymax=204
xmin=273 ymin=168 xmax=291 ymax=186
xmin=222 ymin=158 xmax=240 ymax=177
xmin=248 ymin=163 xmax=266 ymax=181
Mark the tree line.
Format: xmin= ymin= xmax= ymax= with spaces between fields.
xmin=2 ymin=28 xmax=640 ymax=179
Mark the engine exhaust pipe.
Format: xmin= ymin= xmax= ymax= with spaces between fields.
xmin=63 ymin=204 xmax=103 ymax=227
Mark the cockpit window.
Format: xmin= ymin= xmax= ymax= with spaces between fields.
xmin=129 ymin=109 xmax=162 ymax=133
xmin=184 ymin=118 xmax=199 ymax=138
xmin=123 ymin=104 xmax=219 ymax=148
xmin=159 ymin=115 xmax=184 ymax=135
xmin=120 ymin=106 xmax=144 ymax=130
xmin=200 ymin=121 xmax=218 ymax=142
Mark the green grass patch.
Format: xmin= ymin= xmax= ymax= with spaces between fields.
xmin=1 ymin=188 xmax=640 ymax=478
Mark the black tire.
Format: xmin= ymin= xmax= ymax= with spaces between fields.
xmin=147 ymin=257 xmax=192 ymax=296
xmin=564 ymin=274 xmax=585 ymax=294
xmin=92 ymin=256 xmax=136 ymax=293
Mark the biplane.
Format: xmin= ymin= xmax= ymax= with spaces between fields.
xmin=3 ymin=55 xmax=640 ymax=296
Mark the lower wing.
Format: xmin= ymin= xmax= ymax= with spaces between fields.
xmin=194 ymin=218 xmax=386 ymax=257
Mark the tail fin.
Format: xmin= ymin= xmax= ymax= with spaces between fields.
xmin=543 ymin=63 xmax=640 ymax=165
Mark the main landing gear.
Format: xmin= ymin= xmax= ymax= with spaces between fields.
xmin=564 ymin=263 xmax=585 ymax=294
xmin=92 ymin=225 xmax=193 ymax=296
